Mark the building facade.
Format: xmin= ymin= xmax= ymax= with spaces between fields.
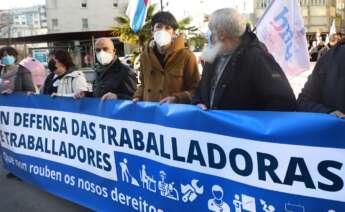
xmin=0 ymin=5 xmax=47 ymax=39
xmin=254 ymin=0 xmax=342 ymax=33
xmin=336 ymin=0 xmax=345 ymax=32
xmin=46 ymin=0 xmax=127 ymax=33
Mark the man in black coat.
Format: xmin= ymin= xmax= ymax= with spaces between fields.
xmin=193 ymin=8 xmax=296 ymax=111
xmin=298 ymin=39 xmax=345 ymax=118
xmin=75 ymin=38 xmax=137 ymax=100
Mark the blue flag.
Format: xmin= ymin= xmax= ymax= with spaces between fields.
xmin=126 ymin=0 xmax=150 ymax=32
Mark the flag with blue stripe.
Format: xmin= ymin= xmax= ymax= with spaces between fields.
xmin=126 ymin=0 xmax=150 ymax=32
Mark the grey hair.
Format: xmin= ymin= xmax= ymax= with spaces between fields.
xmin=208 ymin=8 xmax=247 ymax=38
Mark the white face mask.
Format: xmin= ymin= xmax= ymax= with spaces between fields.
xmin=154 ymin=30 xmax=172 ymax=47
xmin=96 ymin=50 xmax=114 ymax=65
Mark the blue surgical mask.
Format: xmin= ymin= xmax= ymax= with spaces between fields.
xmin=1 ymin=55 xmax=15 ymax=65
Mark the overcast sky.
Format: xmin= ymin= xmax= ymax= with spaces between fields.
xmin=0 ymin=0 xmax=45 ymax=9
xmin=154 ymin=0 xmax=253 ymax=16
xmin=1 ymin=0 xmax=253 ymax=13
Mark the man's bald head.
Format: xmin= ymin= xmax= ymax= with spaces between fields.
xmin=95 ymin=37 xmax=116 ymax=64
xmin=95 ymin=37 xmax=116 ymax=54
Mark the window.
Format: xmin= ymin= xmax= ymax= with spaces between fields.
xmin=113 ymin=0 xmax=118 ymax=7
xmin=52 ymin=18 xmax=58 ymax=27
xmin=82 ymin=18 xmax=88 ymax=29
xmin=258 ymin=0 xmax=272 ymax=9
xmin=81 ymin=0 xmax=87 ymax=8
xmin=305 ymin=0 xmax=309 ymax=6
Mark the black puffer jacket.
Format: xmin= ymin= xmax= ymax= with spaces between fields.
xmin=298 ymin=40 xmax=345 ymax=113
xmin=91 ymin=58 xmax=137 ymax=99
xmin=193 ymin=31 xmax=296 ymax=111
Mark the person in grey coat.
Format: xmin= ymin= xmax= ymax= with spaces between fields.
xmin=0 ymin=46 xmax=35 ymax=94
xmin=0 ymin=46 xmax=35 ymax=180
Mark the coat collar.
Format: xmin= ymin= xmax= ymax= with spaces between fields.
xmin=64 ymin=70 xmax=82 ymax=78
xmin=144 ymin=35 xmax=186 ymax=72
xmin=95 ymin=58 xmax=122 ymax=78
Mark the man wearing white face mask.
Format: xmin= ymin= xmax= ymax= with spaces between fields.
xmin=75 ymin=37 xmax=137 ymax=100
xmin=193 ymin=8 xmax=296 ymax=111
xmin=133 ymin=11 xmax=200 ymax=104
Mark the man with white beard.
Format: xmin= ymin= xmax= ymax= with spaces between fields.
xmin=193 ymin=8 xmax=296 ymax=111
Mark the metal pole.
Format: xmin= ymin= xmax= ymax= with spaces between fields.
xmin=7 ymin=11 xmax=13 ymax=46
xmin=91 ymin=35 xmax=95 ymax=67
xmin=160 ymin=0 xmax=163 ymax=11
xmin=254 ymin=0 xmax=276 ymax=30
xmin=24 ymin=43 xmax=27 ymax=58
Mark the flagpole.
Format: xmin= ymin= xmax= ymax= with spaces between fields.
xmin=253 ymin=0 xmax=276 ymax=31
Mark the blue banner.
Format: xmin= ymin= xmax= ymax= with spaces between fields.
xmin=0 ymin=93 xmax=344 ymax=212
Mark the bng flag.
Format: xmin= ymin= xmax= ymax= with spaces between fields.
xmin=126 ymin=0 xmax=150 ymax=32
xmin=256 ymin=0 xmax=310 ymax=77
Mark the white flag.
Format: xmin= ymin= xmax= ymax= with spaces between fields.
xmin=256 ymin=0 xmax=309 ymax=77
xmin=330 ymin=19 xmax=336 ymax=35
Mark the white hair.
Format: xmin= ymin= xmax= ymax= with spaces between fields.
xmin=200 ymin=42 xmax=224 ymax=64
xmin=208 ymin=8 xmax=247 ymax=38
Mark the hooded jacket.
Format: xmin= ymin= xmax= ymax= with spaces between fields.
xmin=42 ymin=67 xmax=88 ymax=97
xmin=57 ymin=70 xmax=88 ymax=97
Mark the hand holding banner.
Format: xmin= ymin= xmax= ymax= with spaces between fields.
xmin=0 ymin=94 xmax=344 ymax=211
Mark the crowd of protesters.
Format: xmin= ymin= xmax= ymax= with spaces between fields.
xmin=308 ymin=33 xmax=342 ymax=62
xmin=1 ymin=8 xmax=345 ymax=121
